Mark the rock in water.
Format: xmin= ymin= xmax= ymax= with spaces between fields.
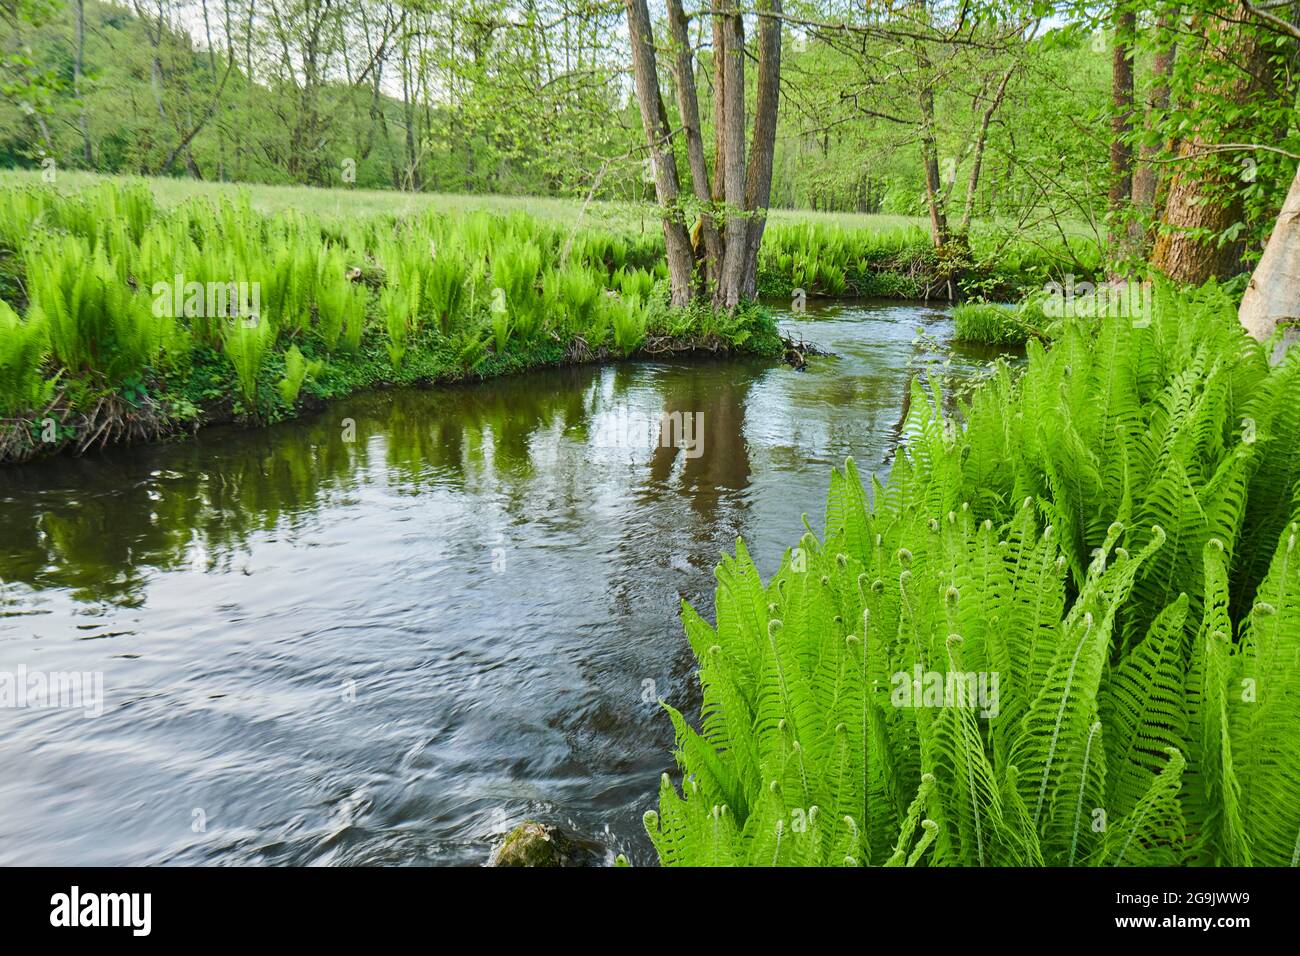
xmin=488 ymin=821 xmax=602 ymax=867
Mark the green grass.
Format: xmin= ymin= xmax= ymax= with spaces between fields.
xmin=0 ymin=167 xmax=1096 ymax=264
xmin=0 ymin=168 xmax=931 ymax=235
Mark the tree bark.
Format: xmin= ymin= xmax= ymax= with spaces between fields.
xmin=626 ymin=0 xmax=780 ymax=309
xmin=624 ymin=0 xmax=696 ymax=306
xmin=739 ymin=0 xmax=782 ymax=300
xmin=1239 ymin=165 xmax=1300 ymax=359
xmin=717 ymin=9 xmax=748 ymax=307
xmin=1130 ymin=8 xmax=1176 ymax=231
xmin=914 ymin=34 xmax=947 ymax=249
xmin=666 ymin=0 xmax=723 ymax=292
xmin=959 ymin=62 xmax=1015 ymax=234
xmin=1150 ymin=4 xmax=1280 ymax=283
xmin=1108 ymin=6 xmax=1136 ymax=271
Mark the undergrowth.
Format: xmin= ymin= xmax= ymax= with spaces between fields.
xmin=649 ymin=282 xmax=1300 ymax=867
xmin=0 ymin=182 xmax=780 ymax=461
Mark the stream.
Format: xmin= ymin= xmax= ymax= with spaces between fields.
xmin=0 ymin=299 xmax=1001 ymax=865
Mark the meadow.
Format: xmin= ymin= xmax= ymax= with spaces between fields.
xmin=0 ymin=168 xmax=937 ymax=232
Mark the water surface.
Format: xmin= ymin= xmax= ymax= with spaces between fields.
xmin=0 ymin=300 xmax=999 ymax=865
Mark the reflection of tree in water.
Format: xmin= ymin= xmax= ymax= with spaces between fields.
xmin=0 ymin=368 xmax=612 ymax=605
xmin=646 ymin=361 xmax=759 ymax=522
xmin=552 ymin=360 xmax=765 ymax=794
xmin=0 ymin=417 xmax=377 ymax=603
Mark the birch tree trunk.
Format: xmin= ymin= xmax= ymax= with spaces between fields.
xmin=1239 ymin=165 xmax=1300 ymax=360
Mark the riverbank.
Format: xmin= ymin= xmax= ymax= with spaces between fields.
xmin=0 ymin=179 xmax=1091 ymax=464
xmin=1 ymin=319 xmax=791 ymax=464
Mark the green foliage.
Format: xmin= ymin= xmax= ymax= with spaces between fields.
xmin=0 ymin=299 xmax=54 ymax=415
xmin=222 ymin=318 xmax=273 ymax=410
xmin=651 ymin=282 xmax=1300 ymax=867
xmin=758 ymin=221 xmax=1099 ymax=302
xmin=0 ymin=179 xmax=929 ymax=458
xmin=608 ymin=293 xmax=648 ymax=357
xmin=276 ymin=344 xmax=325 ymax=406
xmin=492 ymin=240 xmax=544 ymax=346
xmin=25 ymin=233 xmax=179 ymax=381
xmin=543 ymin=264 xmax=603 ymax=341
xmin=952 ymin=301 xmax=1046 ymax=346
xmin=315 ymin=277 xmax=367 ymax=353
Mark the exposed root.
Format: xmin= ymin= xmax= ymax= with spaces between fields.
xmin=1 ymin=391 xmax=177 ymax=464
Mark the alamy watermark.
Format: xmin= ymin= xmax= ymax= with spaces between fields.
xmin=151 ymin=275 xmax=261 ymax=324
xmin=1042 ymin=275 xmax=1152 ymax=325
xmin=890 ymin=665 xmax=1000 ymax=719
xmin=594 ymin=409 xmax=705 ymax=459
xmin=0 ymin=666 xmax=103 ymax=718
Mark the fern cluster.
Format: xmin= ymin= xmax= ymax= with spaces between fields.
xmin=756 ymin=221 xmax=1101 ymax=300
xmin=0 ymin=183 xmax=783 ymax=429
xmin=651 ymin=283 xmax=1300 ymax=866
xmin=0 ymin=300 xmax=53 ymax=416
xmin=951 ymin=300 xmax=1047 ymax=346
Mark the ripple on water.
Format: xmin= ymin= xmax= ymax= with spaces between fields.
xmin=0 ymin=300 xmax=998 ymax=865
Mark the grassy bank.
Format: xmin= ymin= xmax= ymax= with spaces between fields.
xmin=0 ymin=180 xmax=780 ymax=463
xmin=2 ymin=170 xmax=1102 ymax=296
xmin=649 ymin=281 xmax=1300 ymax=867
xmin=0 ymin=176 xmax=1100 ymax=463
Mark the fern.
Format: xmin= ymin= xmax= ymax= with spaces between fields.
xmin=652 ymin=283 xmax=1300 ymax=867
xmin=0 ymin=300 xmax=54 ymax=416
xmin=276 ymin=344 xmax=324 ymax=406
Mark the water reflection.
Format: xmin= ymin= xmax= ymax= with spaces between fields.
xmin=0 ymin=300 xmax=998 ymax=865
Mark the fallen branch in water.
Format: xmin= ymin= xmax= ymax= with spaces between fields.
xmin=780 ymin=333 xmax=833 ymax=370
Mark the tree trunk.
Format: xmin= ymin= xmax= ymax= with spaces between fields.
xmin=738 ymin=0 xmax=782 ymax=301
xmin=959 ymin=63 xmax=1015 ymax=235
xmin=917 ymin=67 xmax=947 ymax=248
xmin=1129 ymin=8 xmax=1176 ymax=238
xmin=74 ymin=0 xmax=93 ymax=166
xmin=666 ymin=0 xmax=723 ymax=293
xmin=624 ymin=0 xmax=695 ymax=306
xmin=716 ymin=10 xmax=748 ymax=307
xmin=1239 ymin=165 xmax=1300 ymax=360
xmin=627 ymin=0 xmax=780 ymax=309
xmin=1150 ymin=5 xmax=1280 ymax=283
xmin=1107 ymin=6 xmax=1136 ymax=272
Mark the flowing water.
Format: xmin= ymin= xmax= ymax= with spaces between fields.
xmin=0 ymin=300 xmax=1002 ymax=865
